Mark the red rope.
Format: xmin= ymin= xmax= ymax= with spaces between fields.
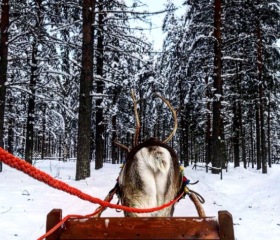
xmin=0 ymin=148 xmax=183 ymax=214
xmin=38 ymin=188 xmax=117 ymax=240
xmin=37 ymin=207 xmax=103 ymax=240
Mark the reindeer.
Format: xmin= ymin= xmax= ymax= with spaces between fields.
xmin=114 ymin=91 xmax=182 ymax=217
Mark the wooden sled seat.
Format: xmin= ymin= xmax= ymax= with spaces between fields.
xmin=46 ymin=209 xmax=234 ymax=240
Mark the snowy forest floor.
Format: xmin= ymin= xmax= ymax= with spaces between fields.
xmin=0 ymin=159 xmax=280 ymax=240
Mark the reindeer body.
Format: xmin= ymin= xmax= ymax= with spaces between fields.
xmin=114 ymin=91 xmax=182 ymax=217
xmin=118 ymin=138 xmax=182 ymax=217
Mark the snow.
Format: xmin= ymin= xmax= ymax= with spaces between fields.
xmin=0 ymin=160 xmax=280 ymax=240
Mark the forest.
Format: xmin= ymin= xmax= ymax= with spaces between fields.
xmin=0 ymin=0 xmax=279 ymax=179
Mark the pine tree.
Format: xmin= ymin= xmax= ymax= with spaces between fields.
xmin=76 ymin=0 xmax=96 ymax=180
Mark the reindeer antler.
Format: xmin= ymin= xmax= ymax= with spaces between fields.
xmin=155 ymin=93 xmax=178 ymax=143
xmin=113 ymin=90 xmax=140 ymax=152
xmin=114 ymin=91 xmax=177 ymax=152
xmin=131 ymin=89 xmax=141 ymax=147
xmin=113 ymin=139 xmax=130 ymax=153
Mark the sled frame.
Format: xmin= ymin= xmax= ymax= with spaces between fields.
xmin=45 ymin=209 xmax=234 ymax=240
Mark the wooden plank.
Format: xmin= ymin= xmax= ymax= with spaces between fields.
xmin=46 ymin=209 xmax=62 ymax=240
xmin=218 ymin=211 xmax=234 ymax=240
xmin=60 ymin=217 xmax=220 ymax=240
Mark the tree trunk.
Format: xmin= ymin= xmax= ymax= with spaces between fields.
xmin=233 ymin=63 xmax=240 ymax=168
xmin=184 ymin=115 xmax=189 ymax=167
xmin=256 ymin=22 xmax=267 ymax=174
xmin=250 ymin=119 xmax=254 ymax=168
xmin=233 ymin=100 xmax=240 ymax=168
xmin=48 ymin=130 xmax=51 ymax=156
xmin=90 ymin=125 xmax=95 ymax=161
xmin=212 ymin=0 xmax=225 ymax=174
xmin=267 ymin=93 xmax=271 ymax=168
xmin=41 ymin=103 xmax=46 ymax=159
xmin=25 ymin=43 xmax=38 ymax=164
xmin=76 ymin=0 xmax=96 ymax=180
xmin=239 ymin=103 xmax=246 ymax=169
xmin=25 ymin=0 xmax=42 ymax=164
xmin=7 ymin=120 xmax=14 ymax=154
xmin=7 ymin=99 xmax=14 ymax=154
xmin=205 ymin=77 xmax=212 ymax=165
xmin=61 ymin=21 xmax=71 ymax=162
xmin=95 ymin=0 xmax=104 ymax=170
xmin=256 ymin=105 xmax=261 ymax=170
xmin=112 ymin=91 xmax=118 ymax=164
xmin=237 ymin=62 xmax=246 ymax=169
xmin=0 ymin=0 xmax=10 ymax=172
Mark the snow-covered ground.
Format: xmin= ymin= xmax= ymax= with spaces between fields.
xmin=0 ymin=159 xmax=279 ymax=240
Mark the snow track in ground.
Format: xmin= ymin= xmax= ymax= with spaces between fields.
xmin=0 ymin=160 xmax=279 ymax=239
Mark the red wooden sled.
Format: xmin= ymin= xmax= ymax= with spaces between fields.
xmin=45 ymin=209 xmax=234 ymax=240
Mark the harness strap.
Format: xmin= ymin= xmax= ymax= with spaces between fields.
xmin=186 ymin=188 xmax=206 ymax=217
xmin=92 ymin=184 xmax=119 ymax=218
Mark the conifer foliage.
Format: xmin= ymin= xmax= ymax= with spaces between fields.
xmin=0 ymin=0 xmax=279 ymax=177
xmin=160 ymin=0 xmax=280 ymax=174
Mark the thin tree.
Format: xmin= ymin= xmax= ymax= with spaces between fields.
xmin=24 ymin=0 xmax=44 ymax=164
xmin=76 ymin=0 xmax=96 ymax=180
xmin=256 ymin=18 xmax=267 ymax=174
xmin=24 ymin=42 xmax=38 ymax=164
xmin=95 ymin=0 xmax=104 ymax=170
xmin=0 ymin=0 xmax=10 ymax=172
xmin=211 ymin=0 xmax=226 ymax=174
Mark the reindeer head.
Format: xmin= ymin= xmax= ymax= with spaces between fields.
xmin=114 ymin=90 xmax=178 ymax=152
xmin=115 ymin=90 xmax=181 ymax=217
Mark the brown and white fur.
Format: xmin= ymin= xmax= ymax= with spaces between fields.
xmin=118 ymin=138 xmax=181 ymax=217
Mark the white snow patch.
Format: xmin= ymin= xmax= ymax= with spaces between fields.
xmin=104 ymin=218 xmax=110 ymax=228
xmin=0 ymin=161 xmax=279 ymax=239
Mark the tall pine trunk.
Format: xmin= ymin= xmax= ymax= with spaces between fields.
xmin=233 ymin=63 xmax=239 ymax=168
xmin=205 ymin=76 xmax=211 ymax=165
xmin=233 ymin=99 xmax=240 ymax=168
xmin=76 ymin=0 xmax=95 ymax=180
xmin=256 ymin=105 xmax=261 ymax=169
xmin=25 ymin=0 xmax=42 ymax=164
xmin=95 ymin=0 xmax=104 ymax=170
xmin=0 ymin=0 xmax=10 ymax=172
xmin=212 ymin=0 xmax=225 ymax=174
xmin=7 ymin=97 xmax=14 ymax=154
xmin=112 ymin=115 xmax=117 ymax=164
xmin=25 ymin=43 xmax=38 ymax=164
xmin=237 ymin=63 xmax=246 ymax=169
xmin=256 ymin=21 xmax=267 ymax=174
xmin=239 ymin=103 xmax=246 ymax=169
xmin=40 ymin=103 xmax=46 ymax=159
xmin=250 ymin=119 xmax=254 ymax=168
xmin=267 ymin=93 xmax=271 ymax=168
xmin=61 ymin=21 xmax=71 ymax=162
